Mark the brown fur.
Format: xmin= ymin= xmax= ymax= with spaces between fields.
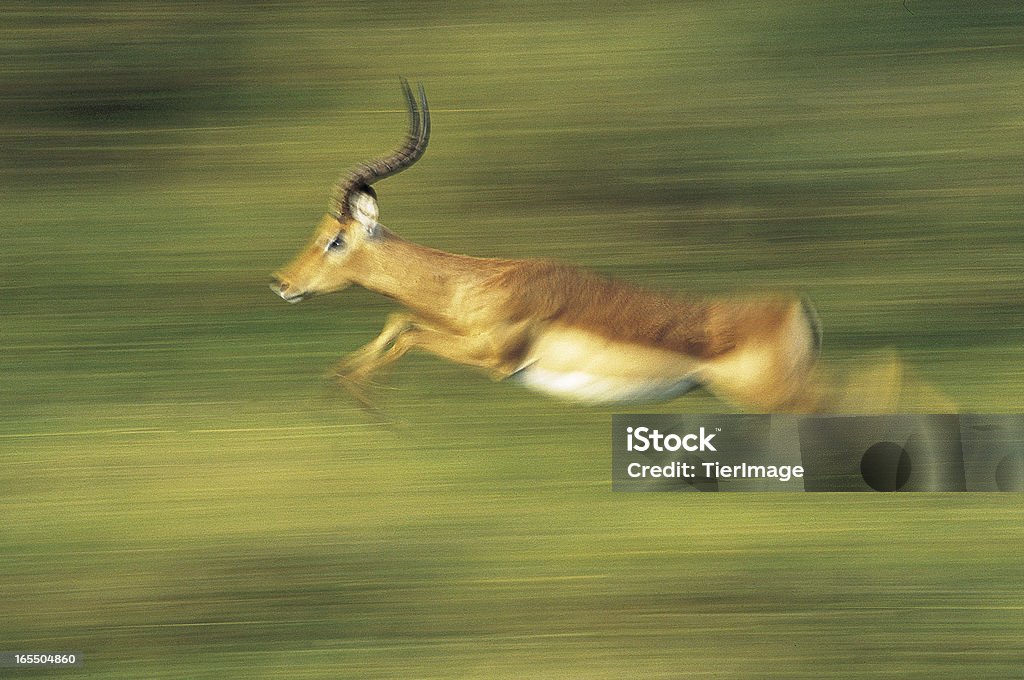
xmin=273 ymin=215 xmax=821 ymax=412
xmin=485 ymin=259 xmax=799 ymax=361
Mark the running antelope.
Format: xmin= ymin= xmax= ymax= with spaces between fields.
xmin=270 ymin=81 xmax=823 ymax=412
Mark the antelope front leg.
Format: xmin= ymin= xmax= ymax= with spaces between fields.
xmin=332 ymin=316 xmax=526 ymax=407
xmin=388 ymin=325 xmax=524 ymax=378
xmin=328 ymin=313 xmax=414 ymax=410
xmin=330 ymin=313 xmax=413 ymax=382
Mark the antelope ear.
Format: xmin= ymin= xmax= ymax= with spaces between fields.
xmin=351 ymin=189 xmax=380 ymax=237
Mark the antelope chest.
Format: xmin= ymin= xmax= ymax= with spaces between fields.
xmin=508 ymin=325 xmax=702 ymax=404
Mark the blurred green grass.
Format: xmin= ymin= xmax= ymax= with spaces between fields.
xmin=2 ymin=2 xmax=1023 ymax=677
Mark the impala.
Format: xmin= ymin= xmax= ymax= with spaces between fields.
xmin=270 ymin=80 xmax=824 ymax=412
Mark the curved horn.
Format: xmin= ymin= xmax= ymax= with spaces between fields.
xmin=329 ymin=79 xmax=430 ymax=219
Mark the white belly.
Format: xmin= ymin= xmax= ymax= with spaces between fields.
xmin=509 ymin=325 xmax=702 ymax=404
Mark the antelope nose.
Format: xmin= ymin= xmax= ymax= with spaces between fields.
xmin=270 ymin=275 xmax=302 ymax=302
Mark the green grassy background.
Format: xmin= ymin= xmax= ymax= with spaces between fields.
xmin=2 ymin=2 xmax=1022 ymax=677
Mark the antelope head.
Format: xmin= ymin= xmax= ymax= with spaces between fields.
xmin=270 ymin=79 xmax=430 ymax=303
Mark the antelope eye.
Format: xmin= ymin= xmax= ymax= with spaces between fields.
xmin=325 ymin=234 xmax=346 ymax=252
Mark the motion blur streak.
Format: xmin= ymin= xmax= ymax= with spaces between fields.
xmin=2 ymin=2 xmax=1022 ymax=677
